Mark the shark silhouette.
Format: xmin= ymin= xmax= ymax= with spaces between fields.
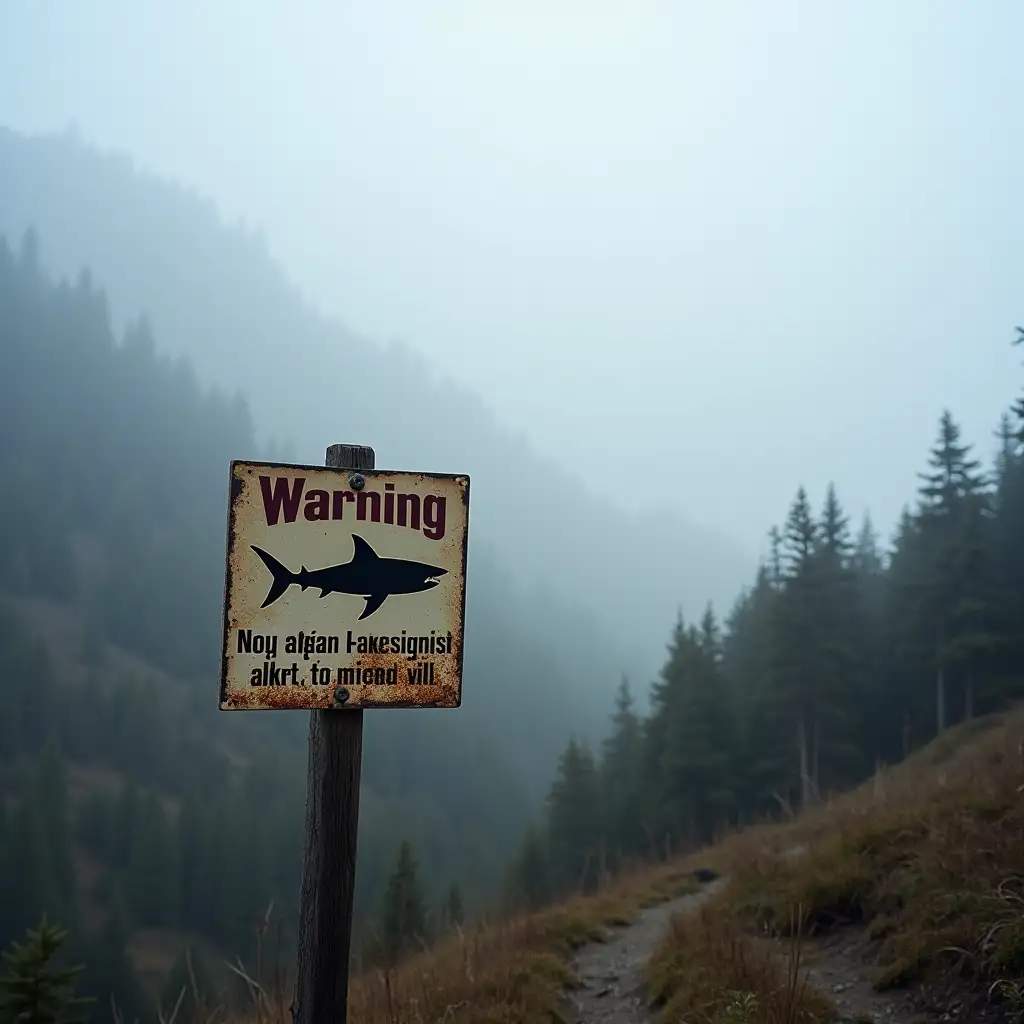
xmin=250 ymin=535 xmax=448 ymax=620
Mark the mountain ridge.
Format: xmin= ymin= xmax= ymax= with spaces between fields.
xmin=0 ymin=124 xmax=754 ymax=689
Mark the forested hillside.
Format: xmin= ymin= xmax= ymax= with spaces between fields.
xmin=511 ymin=340 xmax=1024 ymax=906
xmin=0 ymin=125 xmax=753 ymax=695
xmin=0 ymin=230 xmax=622 ymax=1018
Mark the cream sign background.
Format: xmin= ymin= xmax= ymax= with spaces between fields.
xmin=220 ymin=461 xmax=470 ymax=710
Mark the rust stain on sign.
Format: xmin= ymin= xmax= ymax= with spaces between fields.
xmin=219 ymin=461 xmax=470 ymax=711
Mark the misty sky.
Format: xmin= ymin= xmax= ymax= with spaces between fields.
xmin=2 ymin=1 xmax=1022 ymax=554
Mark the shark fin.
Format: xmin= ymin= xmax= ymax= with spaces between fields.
xmin=251 ymin=546 xmax=296 ymax=608
xmin=359 ymin=593 xmax=388 ymax=620
xmin=350 ymin=535 xmax=380 ymax=564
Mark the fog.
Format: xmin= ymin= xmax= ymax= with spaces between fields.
xmin=4 ymin=0 xmax=1021 ymax=554
xmin=3 ymin=1 xmax=1024 ymax=1002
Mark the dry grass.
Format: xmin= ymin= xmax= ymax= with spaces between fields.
xmin=723 ymin=711 xmax=1024 ymax=990
xmin=346 ymin=862 xmax=699 ymax=1024
xmin=205 ymin=862 xmax=698 ymax=1024
xmin=640 ymin=709 xmax=1024 ymax=1023
xmin=646 ymin=904 xmax=833 ymax=1024
xmin=217 ymin=708 xmax=1024 ymax=1024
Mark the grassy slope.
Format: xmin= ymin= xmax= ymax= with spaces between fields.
xmin=647 ymin=707 xmax=1024 ymax=1023
xmin=244 ymin=706 xmax=1024 ymax=1024
xmin=36 ymin=570 xmax=1017 ymax=1024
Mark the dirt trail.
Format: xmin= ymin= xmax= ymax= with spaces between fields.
xmin=800 ymin=930 xmax=1009 ymax=1024
xmin=798 ymin=932 xmax=925 ymax=1024
xmin=567 ymin=878 xmax=726 ymax=1024
xmin=566 ymin=876 xmax=1004 ymax=1024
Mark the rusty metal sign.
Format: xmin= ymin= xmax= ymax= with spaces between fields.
xmin=219 ymin=461 xmax=470 ymax=710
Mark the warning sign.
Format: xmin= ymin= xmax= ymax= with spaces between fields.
xmin=219 ymin=461 xmax=470 ymax=710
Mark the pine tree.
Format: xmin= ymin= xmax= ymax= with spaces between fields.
xmin=782 ymin=487 xmax=818 ymax=576
xmin=646 ymin=615 xmax=734 ymax=847
xmin=380 ymin=840 xmax=427 ymax=964
xmin=851 ymin=513 xmax=891 ymax=762
xmin=985 ymin=342 xmax=1024 ymax=709
xmin=598 ymin=677 xmax=645 ymax=866
xmin=994 ymin=413 xmax=1020 ymax=491
xmin=810 ymin=486 xmax=865 ymax=787
xmin=545 ymin=739 xmax=604 ymax=894
xmin=770 ymin=488 xmax=824 ymax=808
xmin=505 ymin=826 xmax=551 ymax=911
xmin=722 ymin=567 xmax=780 ymax=815
xmin=1013 ymin=327 xmax=1024 ymax=440
xmin=0 ymin=916 xmax=92 ymax=1024
xmin=915 ymin=411 xmax=992 ymax=731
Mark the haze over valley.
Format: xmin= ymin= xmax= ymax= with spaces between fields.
xmin=0 ymin=3 xmax=1021 ymax=1020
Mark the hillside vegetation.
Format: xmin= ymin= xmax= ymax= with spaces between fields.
xmin=0 ymin=131 xmax=1021 ymax=1023
xmin=501 ymin=326 xmax=1023 ymax=921
xmin=0 ymin=231 xmax=629 ymax=1015
xmin=189 ymin=709 xmax=1024 ymax=1024
xmin=647 ymin=708 xmax=1024 ymax=1022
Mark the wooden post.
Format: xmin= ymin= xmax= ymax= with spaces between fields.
xmin=294 ymin=443 xmax=373 ymax=1024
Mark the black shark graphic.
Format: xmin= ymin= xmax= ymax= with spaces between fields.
xmin=250 ymin=535 xmax=447 ymax=621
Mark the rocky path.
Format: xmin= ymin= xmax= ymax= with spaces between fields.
xmin=800 ymin=930 xmax=1009 ymax=1024
xmin=565 ymin=876 xmax=1006 ymax=1024
xmin=566 ymin=878 xmax=725 ymax=1024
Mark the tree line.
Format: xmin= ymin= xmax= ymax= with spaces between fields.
xmin=507 ymin=338 xmax=1024 ymax=906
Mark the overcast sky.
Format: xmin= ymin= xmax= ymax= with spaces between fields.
xmin=2 ymin=0 xmax=1021 ymax=553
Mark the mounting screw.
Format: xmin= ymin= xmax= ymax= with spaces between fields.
xmin=333 ymin=686 xmax=350 ymax=706
xmin=349 ymin=473 xmax=365 ymax=491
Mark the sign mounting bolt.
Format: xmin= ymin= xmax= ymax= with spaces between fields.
xmin=349 ymin=473 xmax=365 ymax=491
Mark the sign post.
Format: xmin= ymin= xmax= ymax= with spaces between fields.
xmin=218 ymin=443 xmax=470 ymax=1024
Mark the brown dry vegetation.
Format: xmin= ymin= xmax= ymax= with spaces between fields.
xmin=210 ymin=708 xmax=1024 ymax=1024
xmin=345 ymin=864 xmax=698 ymax=1024
xmin=645 ymin=707 xmax=1024 ymax=1023
xmin=193 ymin=864 xmax=698 ymax=1024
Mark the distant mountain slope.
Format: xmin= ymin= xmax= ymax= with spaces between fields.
xmin=0 ymin=125 xmax=753 ymax=689
xmin=0 ymin=238 xmax=616 ymax=992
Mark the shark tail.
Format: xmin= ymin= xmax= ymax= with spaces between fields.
xmin=250 ymin=546 xmax=296 ymax=608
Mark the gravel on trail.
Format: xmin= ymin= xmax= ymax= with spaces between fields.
xmin=567 ymin=877 xmax=725 ymax=1024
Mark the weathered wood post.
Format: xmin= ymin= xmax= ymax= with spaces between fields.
xmin=294 ymin=443 xmax=373 ymax=1024
xmin=219 ymin=444 xmax=469 ymax=1024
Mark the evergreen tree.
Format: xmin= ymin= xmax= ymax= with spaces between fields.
xmin=505 ymin=826 xmax=551 ymax=911
xmin=722 ymin=567 xmax=779 ymax=816
xmin=598 ymin=677 xmax=645 ymax=866
xmin=645 ymin=614 xmax=734 ymax=847
xmin=810 ymin=486 xmax=865 ymax=786
xmin=380 ymin=840 xmax=427 ymax=964
xmin=0 ymin=917 xmax=92 ymax=1024
xmin=545 ymin=739 xmax=604 ymax=894
xmin=769 ymin=487 xmax=824 ymax=808
xmin=914 ymin=411 xmax=992 ymax=731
